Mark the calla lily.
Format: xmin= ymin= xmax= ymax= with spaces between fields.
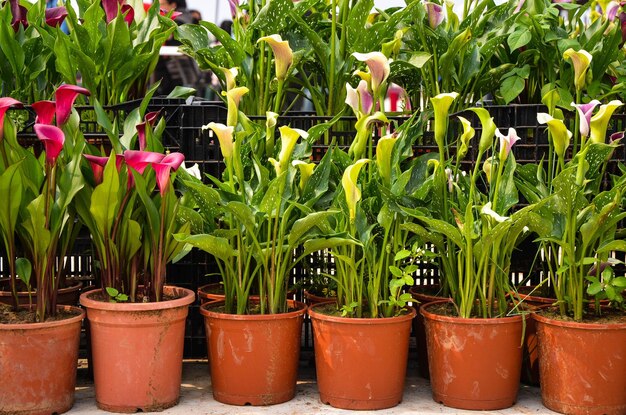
xmin=266 ymin=111 xmax=278 ymax=129
xmin=160 ymin=9 xmax=182 ymax=20
xmin=103 ymin=0 xmax=125 ymax=23
xmin=258 ymin=35 xmax=293 ymax=82
xmin=220 ymin=67 xmax=239 ymax=91
xmin=32 ymin=101 xmax=56 ymax=125
xmin=203 ymin=122 xmax=234 ymax=161
xmin=353 ymin=70 xmax=371 ymax=84
xmin=537 ymin=113 xmax=572 ymax=160
xmin=345 ymin=80 xmax=373 ymax=116
xmin=610 ymin=131 xmax=624 ymax=143
xmin=445 ymin=168 xmax=454 ymax=193
xmin=123 ymin=150 xmax=166 ymax=174
xmin=273 ymin=126 xmax=308 ymax=175
xmin=376 ymin=134 xmax=398 ymax=185
xmin=183 ymin=163 xmax=202 ymax=180
xmin=431 ymin=92 xmax=459 ymax=152
xmin=457 ymin=116 xmax=475 ymax=160
xmin=495 ymin=127 xmax=520 ymax=162
xmin=482 ymin=157 xmax=494 ymax=184
xmin=145 ymin=110 xmax=161 ymax=126
xmin=469 ymin=107 xmax=497 ymax=154
xmin=563 ymin=48 xmax=593 ymax=92
xmin=0 ymin=97 xmax=23 ymax=136
xmin=136 ymin=111 xmax=161 ymax=150
xmin=572 ymin=100 xmax=600 ymax=138
xmin=45 ymin=6 xmax=68 ymax=27
xmin=424 ymin=2 xmax=445 ymax=29
xmin=224 ymin=86 xmax=248 ymax=126
xmin=228 ymin=0 xmax=239 ymax=18
xmin=604 ymin=1 xmax=620 ymax=20
xmin=342 ymin=159 xmax=369 ymax=221
xmin=590 ymin=100 xmax=623 ymax=144
xmin=121 ymin=4 xmax=135 ymax=26
xmin=152 ymin=152 xmax=185 ymax=196
xmin=55 ymin=84 xmax=90 ymax=126
xmin=349 ymin=111 xmax=389 ymax=159
xmin=292 ymin=160 xmax=315 ymax=191
xmin=84 ymin=154 xmax=109 ymax=184
xmin=481 ymin=202 xmax=509 ymax=223
xmin=9 ymin=0 xmax=28 ymax=32
xmin=352 ymin=52 xmax=391 ymax=97
xmin=34 ymin=124 xmax=65 ymax=166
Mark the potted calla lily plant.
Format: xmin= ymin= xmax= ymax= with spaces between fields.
xmin=0 ymin=85 xmax=89 ymax=414
xmin=76 ymin=94 xmax=195 ymax=413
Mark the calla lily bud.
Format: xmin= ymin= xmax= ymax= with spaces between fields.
xmin=55 ymin=84 xmax=90 ymax=126
xmin=563 ymin=48 xmax=593 ymax=92
xmin=495 ymin=128 xmax=520 ymax=162
xmin=203 ymin=122 xmax=234 ymax=162
xmin=457 ymin=116 xmax=475 ymax=160
xmin=469 ymin=107 xmax=497 ymax=154
xmin=102 ymin=0 xmax=124 ymax=23
xmin=376 ymin=134 xmax=398 ymax=185
xmin=159 ymin=8 xmax=182 ymax=20
xmin=266 ymin=111 xmax=279 ymax=157
xmin=266 ymin=111 xmax=278 ymax=129
xmin=34 ymin=124 xmax=65 ymax=166
xmin=120 ymin=4 xmax=134 ymax=26
xmin=431 ymin=92 xmax=459 ymax=152
xmin=590 ymin=100 xmax=623 ymax=144
xmin=482 ymin=157 xmax=495 ymax=184
xmin=220 ymin=67 xmax=239 ymax=91
xmin=349 ymin=111 xmax=389 ymax=159
xmin=537 ymin=113 xmax=572 ymax=161
xmin=45 ymin=6 xmax=68 ymax=27
xmin=9 ymin=0 xmax=28 ymax=32
xmin=481 ymin=202 xmax=509 ymax=223
xmin=258 ymin=35 xmax=293 ymax=82
xmin=273 ymin=126 xmax=308 ymax=175
xmin=425 ymin=2 xmax=445 ymax=29
xmin=292 ymin=160 xmax=315 ymax=191
xmin=342 ymin=159 xmax=369 ymax=221
xmin=352 ymin=52 xmax=391 ymax=97
xmin=224 ymin=86 xmax=249 ymax=127
xmin=572 ymin=100 xmax=600 ymax=138
xmin=228 ymin=0 xmax=240 ymax=19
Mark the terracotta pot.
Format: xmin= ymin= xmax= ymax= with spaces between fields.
xmin=0 ymin=305 xmax=84 ymax=415
xmin=534 ymin=311 xmax=626 ymax=415
xmin=308 ymin=303 xmax=416 ymax=410
xmin=303 ymin=289 xmax=335 ymax=305
xmin=421 ymin=300 xmax=524 ymax=410
xmin=0 ymin=277 xmax=83 ymax=306
xmin=408 ymin=285 xmax=446 ymax=378
xmin=200 ymin=300 xmax=306 ymax=406
xmin=80 ymin=286 xmax=195 ymax=412
xmin=198 ymin=283 xmax=296 ymax=305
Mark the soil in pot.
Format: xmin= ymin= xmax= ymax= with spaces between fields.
xmin=534 ymin=308 xmax=626 ymax=415
xmin=0 ymin=304 xmax=84 ymax=415
xmin=198 ymin=283 xmax=297 ymax=305
xmin=421 ymin=300 xmax=524 ymax=411
xmin=309 ymin=303 xmax=416 ymax=410
xmin=0 ymin=277 xmax=83 ymax=307
xmin=408 ymin=284 xmax=446 ymax=379
xmin=201 ymin=300 xmax=306 ymax=406
xmin=80 ymin=286 xmax=195 ymax=413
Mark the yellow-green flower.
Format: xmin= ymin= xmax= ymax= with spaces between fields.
xmin=258 ymin=35 xmax=293 ymax=82
xmin=590 ymin=100 xmax=623 ymax=144
xmin=457 ymin=116 xmax=475 ymax=160
xmin=223 ymin=86 xmax=249 ymax=127
xmin=376 ymin=134 xmax=398 ymax=185
xmin=431 ymin=92 xmax=459 ymax=152
xmin=292 ymin=160 xmax=315 ymax=191
xmin=537 ymin=113 xmax=572 ymax=161
xmin=342 ymin=159 xmax=369 ymax=222
xmin=563 ymin=48 xmax=592 ymax=92
xmin=271 ymin=126 xmax=308 ymax=175
xmin=469 ymin=107 xmax=497 ymax=154
xmin=203 ymin=122 xmax=234 ymax=161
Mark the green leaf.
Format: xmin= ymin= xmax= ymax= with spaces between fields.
xmin=500 ymin=76 xmax=525 ymax=104
xmin=586 ymin=282 xmax=603 ymax=296
xmin=507 ymin=30 xmax=532 ymax=51
xmin=0 ymin=163 xmax=23 ymax=245
xmin=106 ymin=287 xmax=119 ymax=297
xmin=409 ymin=52 xmax=432 ymax=68
xmin=612 ymin=277 xmax=626 ymax=288
xmin=200 ymin=21 xmax=245 ymax=65
xmin=288 ymin=210 xmax=336 ymax=247
xmin=167 ymin=86 xmax=196 ymax=99
xmin=16 ymin=258 xmax=31 ymax=287
xmin=173 ymin=233 xmax=236 ymax=262
xmin=90 ymin=156 xmax=120 ymax=237
xmin=250 ymin=0 xmax=294 ymax=33
xmin=597 ymin=240 xmax=626 ymax=254
xmin=303 ymin=237 xmax=360 ymax=256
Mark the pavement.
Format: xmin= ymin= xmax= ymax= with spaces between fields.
xmin=70 ymin=360 xmax=557 ymax=414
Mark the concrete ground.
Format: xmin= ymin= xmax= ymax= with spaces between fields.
xmin=70 ymin=360 xmax=557 ymax=415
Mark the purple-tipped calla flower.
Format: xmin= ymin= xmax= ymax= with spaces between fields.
xmin=124 ymin=150 xmax=167 ymax=174
xmin=424 ymin=2 xmax=444 ymax=29
xmin=153 ymin=152 xmax=185 ymax=196
xmin=228 ymin=0 xmax=239 ymax=18
xmin=495 ymin=128 xmax=521 ymax=162
xmin=84 ymin=154 xmax=109 ymax=184
xmin=45 ymin=6 xmax=68 ymax=27
xmin=121 ymin=4 xmax=134 ymax=26
xmin=102 ymin=0 xmax=124 ymax=23
xmin=31 ymin=100 xmax=56 ymax=125
xmin=55 ymin=84 xmax=90 ymax=126
xmin=160 ymin=8 xmax=182 ymax=20
xmin=572 ymin=100 xmax=600 ymax=138
xmin=514 ymin=0 xmax=526 ymax=13
xmin=352 ymin=52 xmax=391 ymax=97
xmin=34 ymin=124 xmax=65 ymax=166
xmin=610 ymin=131 xmax=624 ymax=143
xmin=10 ymin=0 xmax=28 ymax=32
xmin=357 ymin=80 xmax=374 ymax=114
xmin=605 ymin=1 xmax=621 ymax=21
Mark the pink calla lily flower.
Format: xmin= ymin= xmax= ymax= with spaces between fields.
xmin=34 ymin=124 xmax=65 ymax=165
xmin=424 ymin=2 xmax=444 ymax=29
xmin=352 ymin=52 xmax=391 ymax=97
xmin=257 ymin=35 xmax=293 ymax=82
xmin=228 ymin=0 xmax=239 ymax=18
xmin=153 ymin=153 xmax=185 ymax=196
xmin=55 ymin=84 xmax=90 ymax=126
xmin=45 ymin=6 xmax=68 ymax=27
xmin=121 ymin=4 xmax=134 ymax=26
xmin=572 ymin=100 xmax=600 ymax=138
xmin=32 ymin=100 xmax=56 ymax=125
xmin=84 ymin=154 xmax=109 ymax=184
xmin=9 ymin=0 xmax=28 ymax=32
xmin=145 ymin=110 xmax=161 ymax=125
xmin=103 ymin=0 xmax=125 ymax=23
xmin=136 ymin=110 xmax=162 ymax=150
xmin=124 ymin=150 xmax=166 ymax=174
xmin=160 ymin=8 xmax=182 ymax=20
xmin=495 ymin=127 xmax=521 ymax=162
xmin=605 ymin=1 xmax=620 ymax=21
xmin=0 ymin=97 xmax=23 ymax=131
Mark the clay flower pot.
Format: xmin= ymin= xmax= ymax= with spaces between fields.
xmin=0 ymin=305 xmax=84 ymax=415
xmin=80 ymin=285 xmax=195 ymax=412
xmin=421 ymin=300 xmax=524 ymax=410
xmin=408 ymin=284 xmax=446 ymax=378
xmin=302 ymin=289 xmax=335 ymax=305
xmin=533 ymin=311 xmax=626 ymax=415
xmin=200 ymin=300 xmax=306 ymax=405
xmin=0 ymin=277 xmax=83 ymax=306
xmin=308 ymin=303 xmax=416 ymax=410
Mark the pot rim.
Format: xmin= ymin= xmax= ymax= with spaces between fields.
xmin=0 ymin=277 xmax=84 ymax=294
xmin=200 ymin=299 xmax=307 ymax=320
xmin=420 ymin=299 xmax=524 ymax=325
xmin=308 ymin=302 xmax=417 ymax=324
xmin=532 ymin=307 xmax=626 ymax=330
xmin=80 ymin=285 xmax=195 ymax=311
xmin=0 ymin=305 xmax=84 ymax=329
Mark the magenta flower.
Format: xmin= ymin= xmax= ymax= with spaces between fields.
xmin=605 ymin=1 xmax=620 ymax=21
xmin=145 ymin=110 xmax=161 ymax=125
xmin=620 ymin=12 xmax=626 ymax=45
xmin=160 ymin=9 xmax=182 ymax=20
xmin=84 ymin=154 xmax=109 ymax=184
xmin=124 ymin=150 xmax=167 ymax=174
xmin=136 ymin=111 xmax=161 ymax=151
xmin=610 ymin=131 xmax=624 ymax=143
xmin=424 ymin=2 xmax=444 ymax=29
xmin=34 ymin=124 xmax=65 ymax=166
xmin=0 ymin=97 xmax=23 ymax=131
xmin=121 ymin=4 xmax=134 ymax=26
xmin=55 ymin=84 xmax=90 ymax=126
xmin=572 ymin=100 xmax=600 ymax=138
xmin=31 ymin=100 xmax=56 ymax=125
xmin=228 ymin=0 xmax=239 ymax=18
xmin=102 ymin=0 xmax=125 ymax=23
xmin=45 ymin=6 xmax=68 ymax=27
xmin=9 ymin=0 xmax=28 ymax=32
xmin=153 ymin=153 xmax=185 ymax=196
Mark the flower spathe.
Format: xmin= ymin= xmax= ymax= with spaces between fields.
xmin=345 ymin=80 xmax=374 ymax=116
xmin=258 ymin=35 xmax=293 ymax=82
xmin=84 ymin=154 xmax=110 ymax=185
xmin=32 ymin=101 xmax=56 ymax=125
xmin=424 ymin=2 xmax=445 ymax=29
xmin=481 ymin=202 xmax=509 ymax=223
xmin=537 ymin=113 xmax=572 ymax=160
xmin=224 ymin=86 xmax=249 ymax=126
xmin=102 ymin=0 xmax=124 ymax=23
xmin=495 ymin=127 xmax=520 ymax=162
xmin=152 ymin=153 xmax=185 ymax=196
xmin=9 ymin=0 xmax=28 ymax=32
xmin=376 ymin=134 xmax=398 ymax=185
xmin=272 ymin=126 xmax=308 ymax=175
xmin=352 ymin=52 xmax=391 ymax=97
xmin=431 ymin=92 xmax=459 ymax=152
xmin=221 ymin=67 xmax=239 ymax=91
xmin=45 ymin=6 xmax=68 ymax=27
xmin=0 ymin=97 xmax=22 ymax=135
xmin=590 ymin=100 xmax=623 ymax=144
xmin=55 ymin=85 xmax=90 ymax=126
xmin=469 ymin=107 xmax=497 ymax=154
xmin=203 ymin=122 xmax=234 ymax=161
xmin=34 ymin=124 xmax=65 ymax=166
xmin=457 ymin=116 xmax=475 ymax=160
xmin=572 ymin=100 xmax=601 ymax=138
xmin=123 ymin=150 xmax=167 ymax=174
xmin=563 ymin=48 xmax=592 ymax=92
xmin=292 ymin=160 xmax=315 ymax=191
xmin=342 ymin=159 xmax=369 ymax=222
